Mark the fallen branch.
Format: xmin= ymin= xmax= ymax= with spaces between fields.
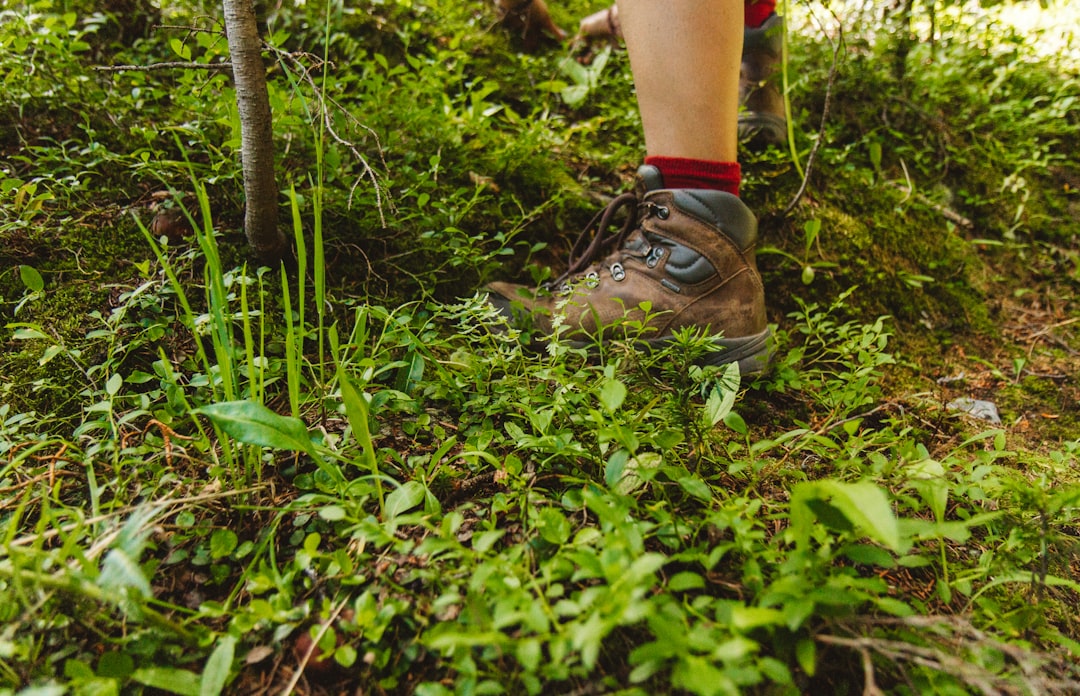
xmin=817 ymin=615 xmax=1080 ymax=695
xmin=94 ymin=61 xmax=232 ymax=72
xmin=885 ymin=181 xmax=974 ymax=229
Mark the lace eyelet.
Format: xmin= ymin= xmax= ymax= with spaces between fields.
xmin=610 ymin=262 xmax=625 ymax=281
xmin=645 ymin=202 xmax=670 ymax=220
xmin=645 ymin=246 xmax=665 ymax=268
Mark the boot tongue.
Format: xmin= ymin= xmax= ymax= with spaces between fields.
xmin=636 ymin=164 xmax=665 ymax=193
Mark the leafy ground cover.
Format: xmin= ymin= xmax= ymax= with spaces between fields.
xmin=1 ymin=0 xmax=1079 ymax=693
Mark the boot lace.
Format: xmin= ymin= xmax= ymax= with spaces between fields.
xmin=549 ymin=192 xmax=639 ymax=290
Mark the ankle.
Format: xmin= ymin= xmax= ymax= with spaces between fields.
xmin=643 ymin=156 xmax=741 ymax=197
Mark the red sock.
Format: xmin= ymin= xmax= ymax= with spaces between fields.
xmin=745 ymin=0 xmax=776 ymax=28
xmin=644 ymin=156 xmax=741 ymax=197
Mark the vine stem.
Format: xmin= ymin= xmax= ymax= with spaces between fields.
xmin=782 ymin=10 xmax=845 ymax=218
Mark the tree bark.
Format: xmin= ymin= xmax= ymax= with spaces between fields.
xmin=222 ymin=0 xmax=287 ymax=263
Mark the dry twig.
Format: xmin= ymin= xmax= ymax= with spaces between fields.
xmin=783 ymin=8 xmax=844 ymax=217
xmin=94 ymin=61 xmax=231 ymax=72
xmin=817 ymin=615 xmax=1080 ymax=695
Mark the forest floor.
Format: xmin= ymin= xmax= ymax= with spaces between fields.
xmin=1 ymin=1 xmax=1079 ymax=694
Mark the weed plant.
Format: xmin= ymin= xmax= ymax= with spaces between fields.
xmin=1 ymin=0 xmax=1079 ymax=694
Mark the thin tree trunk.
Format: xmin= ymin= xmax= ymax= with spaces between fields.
xmin=222 ymin=0 xmax=287 ymax=262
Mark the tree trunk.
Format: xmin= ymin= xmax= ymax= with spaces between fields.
xmin=222 ymin=0 xmax=287 ymax=263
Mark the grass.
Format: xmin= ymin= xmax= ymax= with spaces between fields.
xmin=1 ymin=0 xmax=1079 ymax=694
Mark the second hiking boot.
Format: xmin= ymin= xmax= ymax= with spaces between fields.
xmin=739 ymin=14 xmax=787 ymax=147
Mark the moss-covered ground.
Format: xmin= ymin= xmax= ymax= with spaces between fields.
xmin=1 ymin=1 xmax=1078 ymax=694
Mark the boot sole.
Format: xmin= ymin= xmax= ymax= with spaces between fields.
xmin=567 ymin=327 xmax=774 ymax=377
xmin=643 ymin=327 xmax=774 ymax=376
xmin=486 ymin=290 xmax=774 ymax=377
xmin=738 ymin=113 xmax=787 ymax=147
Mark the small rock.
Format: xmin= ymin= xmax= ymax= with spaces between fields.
xmin=947 ymin=397 xmax=1001 ymax=424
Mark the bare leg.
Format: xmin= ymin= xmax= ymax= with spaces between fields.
xmin=486 ymin=0 xmax=773 ymax=374
xmin=618 ymin=0 xmax=743 ymax=163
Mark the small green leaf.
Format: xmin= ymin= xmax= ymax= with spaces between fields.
xmin=723 ymin=411 xmax=748 ymax=435
xmin=825 ymin=481 xmax=901 ymax=551
xmin=209 ymin=529 xmax=238 ymax=559
xmin=537 ymin=506 xmax=571 ymax=545
xmin=339 ymin=374 xmax=376 ymax=471
xmin=873 ymin=597 xmax=914 ymax=617
xmin=394 ymin=351 xmax=425 ymax=394
xmin=782 ymin=596 xmax=815 ymax=631
xmin=869 ymin=140 xmax=882 ymax=173
xmin=168 ymin=37 xmax=191 ymax=61
xmin=703 ymin=363 xmax=739 ymax=427
xmin=796 ymin=637 xmax=817 ymax=676
xmin=841 ymin=543 xmax=895 ymax=568
xmin=614 ymin=452 xmax=661 ymax=495
xmin=472 ymin=529 xmax=505 ymax=554
xmin=558 ymin=55 xmax=589 ymax=84
xmin=200 ymin=634 xmax=236 ymax=696
xmin=604 ymin=448 xmax=629 ymax=488
xmin=673 ymin=655 xmax=737 ymax=696
xmin=319 ymin=505 xmax=347 ymax=521
xmin=803 ymin=218 xmax=822 ymax=246
xmin=791 ymin=480 xmax=903 ymax=552
xmin=677 ymin=476 xmax=712 ymax=502
xmin=105 ymin=372 xmax=123 ymax=396
xmin=516 ymin=638 xmax=541 ymax=672
xmin=667 ymin=571 xmax=704 ymax=591
xmin=65 ymin=658 xmax=95 ymax=680
xmin=561 ymin=84 xmax=588 ymax=107
xmin=759 ymin=657 xmax=792 ymax=685
xmin=131 ymin=667 xmax=201 ymax=696
xmin=126 ymin=370 xmax=155 ymax=384
xmin=385 ymin=480 xmax=425 ymax=519
xmin=334 ymin=644 xmax=357 ymax=668
xmin=10 ymin=326 xmax=49 ymax=340
xmin=19 ymin=264 xmax=44 ymax=292
xmin=195 ymin=401 xmax=315 ymax=454
xmin=598 ymin=378 xmax=627 ymax=412
xmin=935 ymin=577 xmax=952 ymax=604
xmin=730 ymin=605 xmax=784 ymax=632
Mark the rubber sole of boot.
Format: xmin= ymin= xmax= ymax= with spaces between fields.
xmin=484 ymin=289 xmax=774 ymax=376
xmin=641 ymin=327 xmax=773 ymax=376
xmin=566 ymin=327 xmax=774 ymax=377
xmin=738 ymin=112 xmax=787 ymax=148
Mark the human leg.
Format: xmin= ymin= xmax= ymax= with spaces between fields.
xmin=576 ymin=0 xmax=787 ymax=149
xmin=619 ymin=0 xmax=743 ymax=163
xmin=486 ymin=0 xmax=772 ymax=373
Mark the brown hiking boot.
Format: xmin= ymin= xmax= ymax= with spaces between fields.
xmin=739 ymin=14 xmax=787 ymax=147
xmin=485 ymin=165 xmax=772 ymax=374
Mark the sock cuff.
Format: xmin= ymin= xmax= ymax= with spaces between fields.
xmin=645 ymin=156 xmax=741 ymax=197
xmin=745 ymin=1 xmax=776 ymax=28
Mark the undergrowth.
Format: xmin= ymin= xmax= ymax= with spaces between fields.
xmin=1 ymin=0 xmax=1078 ymax=694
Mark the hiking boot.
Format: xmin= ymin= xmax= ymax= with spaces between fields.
xmin=485 ymin=165 xmax=772 ymax=374
xmin=739 ymin=14 xmax=787 ymax=147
